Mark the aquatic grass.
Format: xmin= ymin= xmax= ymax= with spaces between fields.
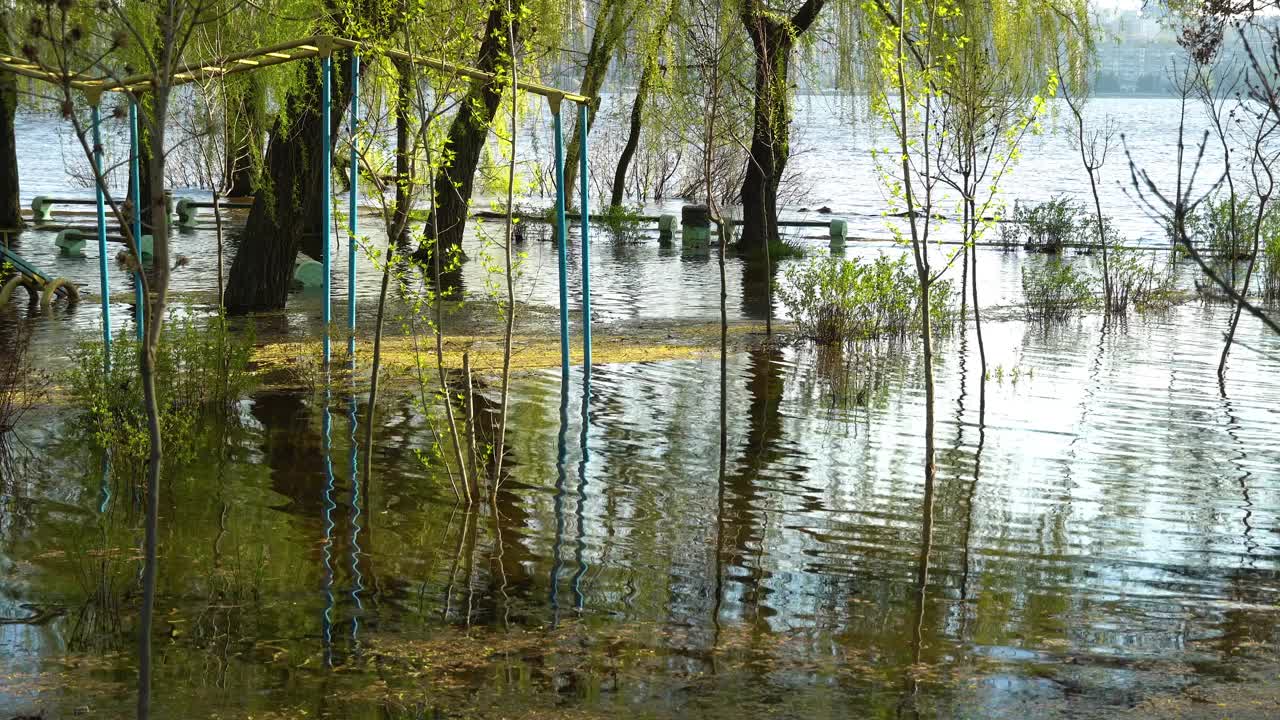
xmin=776 ymin=255 xmax=953 ymax=344
xmin=767 ymin=237 xmax=806 ymax=260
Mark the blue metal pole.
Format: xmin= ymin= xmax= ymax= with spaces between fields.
xmin=347 ymin=55 xmax=360 ymax=358
xmin=321 ymin=55 xmax=333 ymax=367
xmin=577 ymin=103 xmax=592 ymax=372
xmin=552 ymin=100 xmax=569 ymax=378
xmin=128 ymin=99 xmax=144 ymax=340
xmin=92 ymin=103 xmax=112 ymax=373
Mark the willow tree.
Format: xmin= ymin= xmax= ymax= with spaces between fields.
xmin=222 ymin=73 xmax=267 ymax=197
xmin=736 ymin=0 xmax=826 ymax=254
xmin=223 ymin=0 xmax=379 ymax=313
xmin=609 ymin=0 xmax=677 ymax=207
xmin=412 ymin=0 xmax=524 ymax=269
xmin=561 ymin=0 xmax=634 ymax=207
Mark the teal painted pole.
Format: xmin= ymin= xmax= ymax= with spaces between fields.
xmin=92 ymin=103 xmax=112 ymax=372
xmin=347 ymin=55 xmax=360 ymax=358
xmin=128 ymin=99 xmax=144 ymax=340
xmin=321 ymin=55 xmax=333 ymax=367
xmin=577 ymin=103 xmax=591 ymax=371
xmin=552 ymin=101 xmax=569 ymax=378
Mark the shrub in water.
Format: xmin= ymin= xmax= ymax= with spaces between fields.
xmin=1087 ymin=216 xmax=1180 ymax=314
xmin=1101 ymin=245 xmax=1180 ymax=313
xmin=1021 ymin=256 xmax=1097 ymax=322
xmin=65 ymin=314 xmax=255 ymax=465
xmin=0 ymin=320 xmax=48 ymax=476
xmin=1178 ymin=194 xmax=1253 ymax=261
xmin=777 ymin=254 xmax=952 ymax=344
xmin=1005 ymin=196 xmax=1085 ymax=254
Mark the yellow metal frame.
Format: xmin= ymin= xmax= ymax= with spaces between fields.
xmin=0 ymin=34 xmax=589 ymax=103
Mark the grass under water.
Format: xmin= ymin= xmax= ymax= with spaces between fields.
xmin=2 ymin=295 xmax=1280 ymax=718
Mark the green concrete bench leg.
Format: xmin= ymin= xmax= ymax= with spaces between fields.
xmin=55 ymin=229 xmax=87 ymax=257
xmin=31 ymin=197 xmax=54 ymax=222
xmin=658 ymin=214 xmax=678 ymax=244
xmin=176 ymin=198 xmax=198 ymax=228
xmin=829 ymin=219 xmax=847 ymax=251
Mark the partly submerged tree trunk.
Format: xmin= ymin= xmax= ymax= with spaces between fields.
xmin=0 ymin=66 xmax=21 ymax=231
xmin=126 ymin=113 xmax=163 ymax=237
xmin=737 ymin=0 xmax=824 ymax=254
xmin=414 ymin=0 xmax=520 ymax=268
xmin=224 ymin=53 xmax=359 ymax=314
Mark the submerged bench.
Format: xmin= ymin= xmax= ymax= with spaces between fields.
xmin=31 ymin=194 xmax=207 ymax=223
xmin=30 ymin=196 xmax=97 ymax=221
xmin=659 ymin=209 xmax=849 ymax=250
xmin=175 ymin=197 xmax=254 ymax=227
xmin=53 ymin=228 xmax=153 ymax=258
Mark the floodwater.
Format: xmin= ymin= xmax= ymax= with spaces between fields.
xmin=3 ymin=97 xmax=1280 ymax=718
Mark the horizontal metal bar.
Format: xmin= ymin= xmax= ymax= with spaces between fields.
xmin=0 ymin=35 xmax=589 ymax=103
xmin=330 ymin=38 xmax=589 ymax=103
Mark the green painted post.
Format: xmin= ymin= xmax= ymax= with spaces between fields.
xmin=577 ymin=102 xmax=591 ymax=371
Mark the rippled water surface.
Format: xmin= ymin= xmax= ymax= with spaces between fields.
xmin=3 ymin=97 xmax=1280 ymax=719
xmin=4 ymin=296 xmax=1280 ymax=718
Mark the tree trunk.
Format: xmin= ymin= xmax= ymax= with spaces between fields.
xmin=610 ymin=62 xmax=653 ymax=208
xmin=137 ymin=79 xmax=173 ymax=720
xmin=737 ymin=0 xmax=824 ymax=254
xmin=738 ymin=18 xmax=793 ymax=254
xmin=223 ymin=53 xmax=359 ymax=314
xmin=414 ymin=0 xmax=519 ymax=268
xmin=0 ymin=66 xmax=21 ymax=231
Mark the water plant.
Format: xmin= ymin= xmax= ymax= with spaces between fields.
xmin=1005 ymin=196 xmax=1085 ymax=254
xmin=64 ymin=315 xmax=255 ymax=467
xmin=1020 ymin=256 xmax=1097 ymax=322
xmin=1182 ymin=194 xmax=1254 ymax=261
xmin=776 ymin=255 xmax=952 ymax=344
xmin=1101 ymin=244 xmax=1180 ymax=313
xmin=0 ymin=319 xmax=47 ymax=478
xmin=1265 ymin=221 xmax=1280 ymax=302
